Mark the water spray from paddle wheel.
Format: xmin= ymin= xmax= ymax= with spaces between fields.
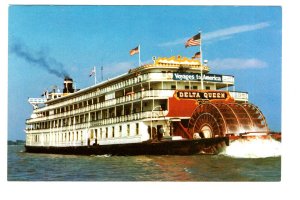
xmin=188 ymin=102 xmax=269 ymax=140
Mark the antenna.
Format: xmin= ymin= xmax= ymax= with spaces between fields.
xmin=101 ymin=66 xmax=104 ymax=81
xmin=74 ymin=81 xmax=77 ymax=91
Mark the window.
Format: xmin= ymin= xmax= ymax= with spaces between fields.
xmin=93 ymin=98 xmax=97 ymax=104
xmin=96 ymin=111 xmax=101 ymax=120
xmin=91 ymin=112 xmax=95 ymax=121
xmin=127 ymin=124 xmax=130 ymax=136
xmin=171 ymin=85 xmax=176 ymax=90
xmin=192 ymin=85 xmax=197 ymax=90
xmin=136 ymin=123 xmax=139 ymax=135
xmin=99 ymin=96 xmax=105 ymax=103
xmin=185 ymin=85 xmax=189 ymax=89
xmin=112 ymin=127 xmax=115 ymax=138
xmin=106 ymin=127 xmax=108 ymax=138
xmin=119 ymin=126 xmax=122 ymax=137
xmin=90 ymin=129 xmax=94 ymax=139
xmin=206 ymin=86 xmax=210 ymax=90
xmin=63 ymin=119 xmax=68 ymax=126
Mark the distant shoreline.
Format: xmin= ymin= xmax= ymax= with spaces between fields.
xmin=8 ymin=140 xmax=25 ymax=145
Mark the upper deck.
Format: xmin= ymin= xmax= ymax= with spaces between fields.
xmin=45 ymin=56 xmax=235 ymax=105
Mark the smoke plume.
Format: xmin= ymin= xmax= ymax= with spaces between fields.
xmin=10 ymin=42 xmax=69 ymax=78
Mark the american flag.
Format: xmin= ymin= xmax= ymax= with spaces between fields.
xmin=192 ymin=51 xmax=201 ymax=59
xmin=89 ymin=67 xmax=96 ymax=77
xmin=185 ymin=33 xmax=201 ymax=48
xmin=130 ymin=46 xmax=139 ymax=56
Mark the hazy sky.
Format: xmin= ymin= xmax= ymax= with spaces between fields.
xmin=8 ymin=5 xmax=281 ymax=140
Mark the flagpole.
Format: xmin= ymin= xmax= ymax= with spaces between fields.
xmin=138 ymin=44 xmax=141 ymax=66
xmin=199 ymin=31 xmax=204 ymax=90
xmin=101 ymin=66 xmax=103 ymax=81
xmin=199 ymin=32 xmax=203 ymax=65
xmin=94 ymin=66 xmax=97 ymax=85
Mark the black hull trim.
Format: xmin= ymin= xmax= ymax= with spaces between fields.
xmin=25 ymin=137 xmax=229 ymax=156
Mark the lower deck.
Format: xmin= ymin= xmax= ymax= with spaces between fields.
xmin=25 ymin=136 xmax=229 ymax=155
xmin=25 ymin=119 xmax=177 ymax=147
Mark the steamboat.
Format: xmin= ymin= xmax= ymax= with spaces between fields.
xmin=24 ymin=55 xmax=274 ymax=155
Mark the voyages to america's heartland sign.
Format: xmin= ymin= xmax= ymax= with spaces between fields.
xmin=173 ymin=72 xmax=223 ymax=82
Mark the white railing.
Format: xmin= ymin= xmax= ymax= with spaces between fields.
xmin=30 ymin=71 xmax=235 ymax=117
xmin=27 ymin=89 xmax=174 ymax=123
xmin=34 ymin=72 xmax=235 ymax=110
xmin=27 ymin=110 xmax=168 ymax=134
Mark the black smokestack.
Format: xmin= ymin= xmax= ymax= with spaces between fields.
xmin=63 ymin=76 xmax=74 ymax=93
xmin=10 ymin=41 xmax=69 ymax=78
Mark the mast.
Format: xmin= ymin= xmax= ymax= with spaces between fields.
xmin=94 ymin=66 xmax=97 ymax=85
xmin=138 ymin=44 xmax=141 ymax=66
xmin=199 ymin=31 xmax=204 ymax=90
xmin=101 ymin=66 xmax=104 ymax=81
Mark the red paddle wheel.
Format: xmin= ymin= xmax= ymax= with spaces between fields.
xmin=188 ymin=102 xmax=269 ymax=139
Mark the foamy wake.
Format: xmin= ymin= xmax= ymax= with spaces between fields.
xmin=93 ymin=154 xmax=112 ymax=158
xmin=220 ymin=137 xmax=281 ymax=158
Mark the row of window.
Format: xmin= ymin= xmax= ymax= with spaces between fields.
xmin=49 ymin=73 xmax=148 ymax=106
xmin=41 ymin=88 xmax=149 ymax=117
xmin=90 ymin=123 xmax=139 ymax=139
xmin=30 ymin=123 xmax=140 ymax=143
xmin=28 ymin=101 xmax=166 ymax=130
